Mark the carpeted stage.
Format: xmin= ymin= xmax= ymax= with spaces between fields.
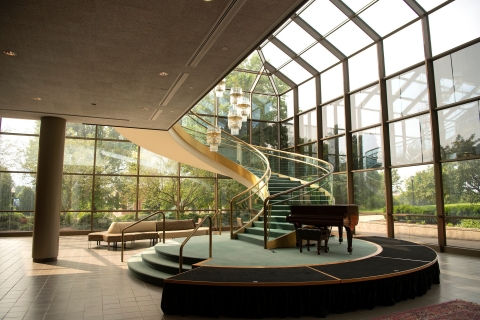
xmin=160 ymin=235 xmax=440 ymax=318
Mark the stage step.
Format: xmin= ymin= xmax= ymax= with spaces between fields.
xmin=127 ymin=253 xmax=173 ymax=286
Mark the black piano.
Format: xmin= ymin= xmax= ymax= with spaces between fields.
xmin=287 ymin=204 xmax=359 ymax=253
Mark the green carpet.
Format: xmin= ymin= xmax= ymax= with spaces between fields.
xmin=156 ymin=234 xmax=379 ymax=267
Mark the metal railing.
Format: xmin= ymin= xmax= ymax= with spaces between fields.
xmin=121 ymin=211 xmax=165 ymax=262
xmin=178 ymin=210 xmax=219 ymax=273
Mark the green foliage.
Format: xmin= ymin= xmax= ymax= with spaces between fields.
xmin=458 ymin=219 xmax=480 ymax=229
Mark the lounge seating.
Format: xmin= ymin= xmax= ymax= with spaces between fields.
xmin=88 ymin=219 xmax=209 ymax=250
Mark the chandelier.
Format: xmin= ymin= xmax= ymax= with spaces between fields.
xmin=207 ymin=80 xmax=225 ymax=152
xmin=215 ymin=79 xmax=226 ymax=97
xmin=237 ymin=95 xmax=250 ymax=122
xmin=227 ymin=87 xmax=243 ymax=135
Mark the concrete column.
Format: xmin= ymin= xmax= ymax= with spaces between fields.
xmin=32 ymin=117 xmax=66 ymax=262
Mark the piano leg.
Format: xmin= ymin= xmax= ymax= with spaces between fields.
xmin=338 ymin=226 xmax=343 ymax=244
xmin=345 ymin=227 xmax=353 ymax=254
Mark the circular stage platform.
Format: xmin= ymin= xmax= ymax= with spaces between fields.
xmin=160 ymin=235 xmax=440 ymax=318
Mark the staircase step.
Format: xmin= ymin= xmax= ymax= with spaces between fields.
xmin=235 ymin=233 xmax=264 ymax=246
xmin=253 ymin=221 xmax=294 ymax=230
xmin=141 ymin=248 xmax=191 ymax=274
xmin=244 ymin=227 xmax=292 ymax=238
xmin=127 ymin=253 xmax=172 ymax=286
xmin=154 ymin=244 xmax=204 ymax=265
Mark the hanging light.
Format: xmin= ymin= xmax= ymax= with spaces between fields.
xmin=206 ymin=125 xmax=221 ymax=152
xmin=230 ymin=86 xmax=243 ymax=104
xmin=228 ymin=107 xmax=242 ymax=135
xmin=237 ymin=95 xmax=250 ymax=122
xmin=215 ymin=79 xmax=226 ymax=97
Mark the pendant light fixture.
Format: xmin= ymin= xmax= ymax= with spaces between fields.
xmin=207 ymin=80 xmax=224 ymax=152
xmin=228 ymin=87 xmax=243 ymax=135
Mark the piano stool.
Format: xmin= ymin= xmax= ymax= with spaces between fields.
xmin=296 ymin=227 xmax=331 ymax=254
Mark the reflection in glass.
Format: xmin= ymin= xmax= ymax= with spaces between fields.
xmin=280 ymin=120 xmax=294 ymax=149
xmin=299 ymin=110 xmax=317 ymax=144
xmin=180 ymin=178 xmax=214 ymax=212
xmin=326 ymin=21 xmax=373 ymax=57
xmin=434 ymin=42 xmax=480 ymax=107
xmin=298 ymin=78 xmax=316 ymax=112
xmin=332 ymin=173 xmax=348 ymax=204
xmin=321 ymin=64 xmax=343 ymax=103
xmin=299 ymin=0 xmax=347 ymax=36
xmin=94 ymin=176 xmax=137 ymax=211
xmin=0 ymin=118 xmax=39 ymax=134
xmin=280 ymin=60 xmax=313 ymax=84
xmin=251 ymin=94 xmax=277 ymax=121
xmin=350 ymin=85 xmax=381 ymax=130
xmin=280 ymin=91 xmax=294 ymax=120
xmin=300 ymin=43 xmax=339 ymax=73
xmin=66 ymin=123 xmax=96 ymax=138
xmin=140 ymin=148 xmax=178 ymax=176
xmin=429 ymin=0 xmax=480 ymax=56
xmin=359 ymin=0 xmax=417 ymax=37
xmin=0 ymin=135 xmax=38 ymax=172
xmin=62 ymin=174 xmax=92 ymax=211
xmin=276 ymin=20 xmax=316 ymax=54
xmin=252 ymin=121 xmax=278 ymax=148
xmin=96 ymin=126 xmax=127 ymax=140
xmin=64 ymin=139 xmax=95 ymax=174
xmin=443 ymin=159 xmax=480 ymax=215
xmin=439 ymin=101 xmax=480 ymax=160
xmin=386 ymin=66 xmax=429 ymax=119
xmin=95 ymin=141 xmax=138 ymax=175
xmin=261 ymin=42 xmax=291 ymax=69
xmin=218 ymin=117 xmax=249 ymax=144
xmin=353 ymin=170 xmax=386 ymax=212
xmin=323 ymin=136 xmax=346 ymax=172
xmin=299 ymin=143 xmax=317 ymax=158
xmin=352 ymin=126 xmax=383 ymax=169
xmin=322 ymin=99 xmax=345 ymax=137
xmin=348 ymin=45 xmax=378 ymax=91
xmin=138 ymin=177 xmax=177 ymax=211
xmin=390 ymin=114 xmax=433 ymax=166
xmin=383 ymin=21 xmax=424 ymax=76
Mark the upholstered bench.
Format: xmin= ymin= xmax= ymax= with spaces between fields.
xmin=296 ymin=227 xmax=331 ymax=255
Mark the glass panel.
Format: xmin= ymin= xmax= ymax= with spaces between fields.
xmin=276 ymin=20 xmax=316 ymax=54
xmin=332 ymin=173 xmax=348 ymax=204
xmin=429 ymin=0 xmax=480 ymax=56
xmin=65 ymin=123 xmax=96 ymax=138
xmin=322 ymin=136 xmax=347 ymax=172
xmin=218 ymin=117 xmax=249 ymax=144
xmin=299 ymin=143 xmax=317 ymax=158
xmin=322 ymin=99 xmax=345 ymax=137
xmin=352 ymin=126 xmax=383 ymax=169
xmin=261 ymin=42 xmax=291 ymax=69
xmin=8 ymin=174 xmax=35 ymax=212
xmin=63 ymin=139 xmax=95 ymax=174
xmin=350 ymin=85 xmax=381 ymax=130
xmin=299 ymin=0 xmax=347 ymax=36
xmin=359 ymin=0 xmax=417 ymax=37
xmin=139 ymin=148 xmax=178 ymax=176
xmin=383 ymin=21 xmax=424 ymax=76
xmin=280 ymin=91 xmax=294 ymax=120
xmin=353 ymin=170 xmax=386 ymax=212
xmin=180 ymin=178 xmax=215 ymax=212
xmin=279 ymin=60 xmax=312 ymax=84
xmin=280 ymin=120 xmax=294 ymax=149
xmin=393 ymin=216 xmax=438 ymax=245
xmin=94 ymin=176 xmax=137 ymax=211
xmin=101 ymin=211 xmax=136 ymax=223
xmin=96 ymin=126 xmax=127 ymax=140
xmin=415 ymin=0 xmax=449 ymax=12
xmin=252 ymin=121 xmax=278 ymax=149
xmin=299 ymin=110 xmax=317 ymax=144
xmin=62 ymin=174 xmax=92 ymax=211
xmin=0 ymin=211 xmax=34 ymax=232
xmin=393 ymin=165 xmax=436 ymax=210
xmin=445 ymin=216 xmax=480 ymax=250
xmin=348 ymin=45 xmax=378 ymax=91
xmin=95 ymin=141 xmax=138 ymax=175
xmin=443 ymin=159 xmax=480 ymax=207
xmin=386 ymin=66 xmax=429 ymax=119
xmin=434 ymin=42 xmax=480 ymax=107
xmin=272 ymin=74 xmax=291 ymax=95
xmin=438 ymin=101 xmax=480 ymax=160
xmin=298 ymin=78 xmax=316 ymax=113
xmin=138 ymin=177 xmax=177 ymax=211
xmin=218 ymin=178 xmax=246 ymax=209
xmin=326 ymin=21 xmax=374 ymax=57
xmin=60 ymin=212 xmax=91 ymax=231
xmin=0 ymin=135 xmax=38 ymax=172
xmin=321 ymin=64 xmax=343 ymax=103
xmin=180 ymin=164 xmax=215 ymax=177
xmin=236 ymin=50 xmax=263 ymax=71
xmin=390 ymin=114 xmax=433 ymax=166
xmin=342 ymin=0 xmax=374 ymax=13
xmin=252 ymin=94 xmax=278 ymax=121
xmin=300 ymin=43 xmax=339 ymax=73
xmin=226 ymin=71 xmax=257 ymax=93
xmin=0 ymin=118 xmax=39 ymax=134
xmin=253 ymin=75 xmax=275 ymax=94
xmin=191 ymin=92 xmax=214 ymax=115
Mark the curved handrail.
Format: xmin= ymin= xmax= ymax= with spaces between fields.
xmin=179 ymin=210 xmax=219 ymax=273
xmin=121 ymin=211 xmax=165 ymax=262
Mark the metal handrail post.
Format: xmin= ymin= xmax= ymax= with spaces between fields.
xmin=121 ymin=211 xmax=165 ymax=262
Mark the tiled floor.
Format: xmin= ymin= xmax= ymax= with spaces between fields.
xmin=1 ymin=236 xmax=479 ymax=320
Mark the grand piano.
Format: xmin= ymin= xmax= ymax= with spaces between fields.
xmin=287 ymin=204 xmax=359 ymax=253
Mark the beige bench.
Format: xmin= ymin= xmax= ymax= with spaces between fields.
xmin=88 ymin=219 xmax=209 ymax=250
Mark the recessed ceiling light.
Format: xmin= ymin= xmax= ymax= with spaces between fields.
xmin=33 ymin=97 xmax=41 ymax=101
xmin=221 ymin=46 xmax=229 ymax=51
xmin=189 ymin=86 xmax=194 ymax=89
xmin=4 ymin=50 xmax=17 ymax=56
xmin=142 ymin=107 xmax=149 ymax=111
xmin=90 ymin=103 xmax=97 ymax=106
xmin=158 ymin=72 xmax=169 ymax=76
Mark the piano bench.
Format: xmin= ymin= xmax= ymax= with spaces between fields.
xmin=296 ymin=227 xmax=331 ymax=255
